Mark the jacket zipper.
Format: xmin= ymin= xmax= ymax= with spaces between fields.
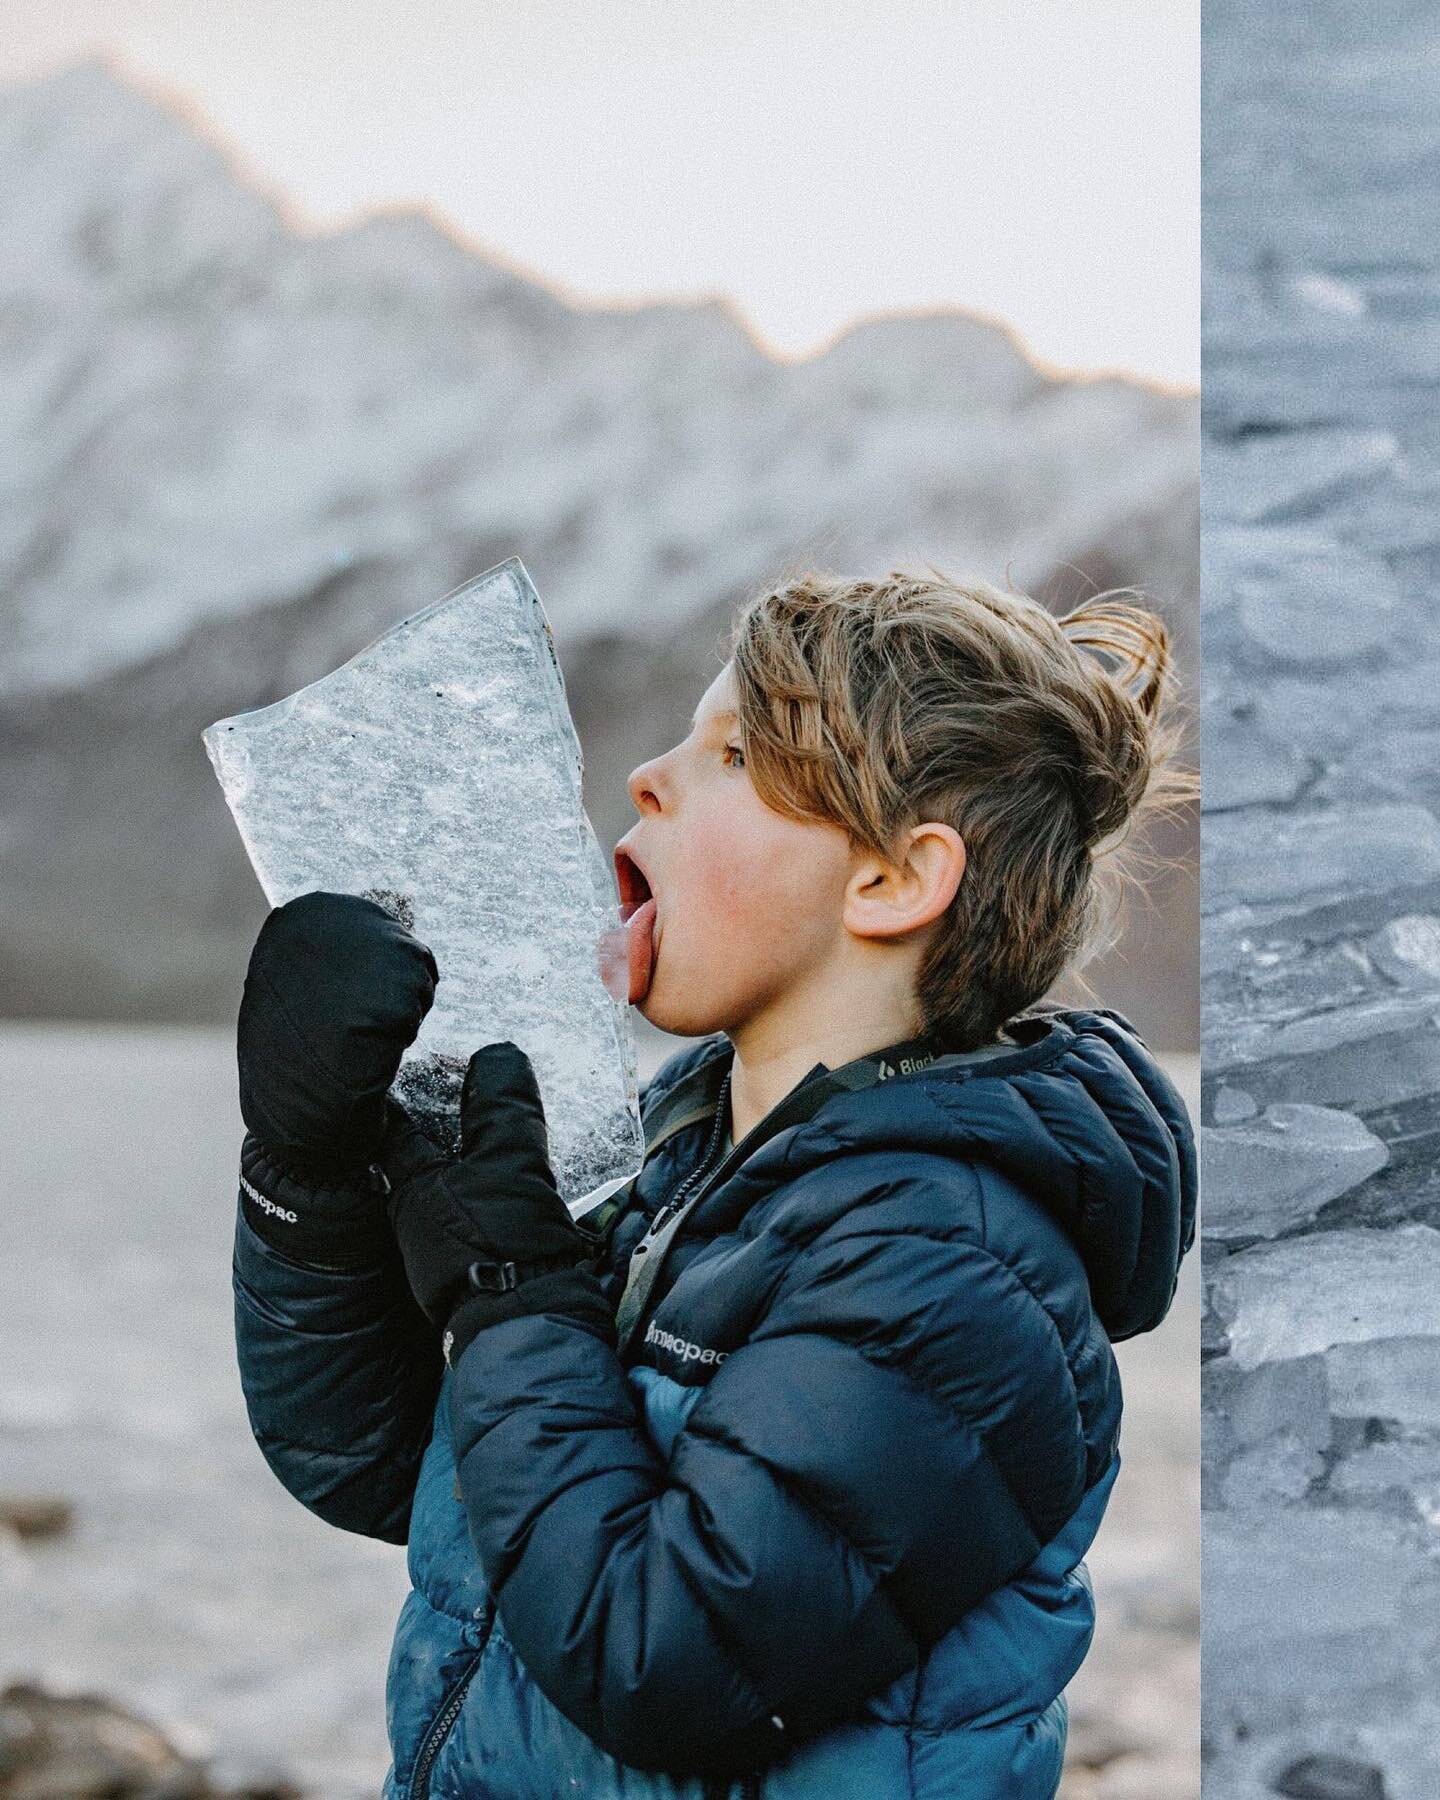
xmin=633 ymin=1072 xmax=732 ymax=1248
xmin=410 ymin=1618 xmax=491 ymax=1800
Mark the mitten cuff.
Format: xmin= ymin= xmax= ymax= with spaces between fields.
xmin=442 ymin=1265 xmax=617 ymax=1367
xmin=239 ymin=1134 xmax=393 ymax=1271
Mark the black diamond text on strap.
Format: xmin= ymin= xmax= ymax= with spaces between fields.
xmin=613 ymin=1030 xmax=950 ymax=1357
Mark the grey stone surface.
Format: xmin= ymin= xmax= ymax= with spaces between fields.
xmin=1212 ymin=1085 xmax=1258 ymax=1124
xmin=1206 ymin=999 xmax=1440 ymax=1114
xmin=1203 ymin=0 xmax=1440 ymax=1787
xmin=1205 ymin=431 xmax=1397 ymax=529
xmin=1203 ymin=1508 xmax=1440 ymax=1714
xmin=1203 ymin=1105 xmax=1387 ymax=1241
xmin=1234 ymin=543 xmax=1398 ymax=668
xmin=1318 ymin=734 xmax=1440 ymax=807
xmin=1203 ymin=806 xmax=1440 ymax=917
xmin=1325 ymin=1336 xmax=1440 ymax=1433
xmin=1222 ymin=1354 xmax=1330 ymax=1462
xmin=1201 ymin=683 xmax=1312 ymax=814
xmin=1273 ymin=1754 xmax=1388 ymax=1800
xmin=1366 ymin=913 xmax=1440 ymax=988
xmin=1208 ymin=993 xmax=1438 ymax=1068
xmin=1210 ymin=1227 xmax=1440 ymax=1371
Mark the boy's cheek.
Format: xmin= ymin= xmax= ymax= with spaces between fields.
xmin=646 ymin=867 xmax=761 ymax=1014
xmin=680 ymin=832 xmax=752 ymax=927
xmin=661 ymin=808 xmax=832 ymax=981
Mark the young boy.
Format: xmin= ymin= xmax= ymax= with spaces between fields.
xmin=231 ymin=569 xmax=1196 ymax=1799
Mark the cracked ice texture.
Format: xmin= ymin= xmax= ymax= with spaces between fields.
xmin=203 ymin=556 xmax=643 ymax=1207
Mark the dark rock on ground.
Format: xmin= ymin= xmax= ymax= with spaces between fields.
xmin=1273 ymin=1753 xmax=1387 ymax=1800
xmin=0 ymin=1684 xmax=301 ymax=1800
xmin=0 ymin=1499 xmax=72 ymax=1542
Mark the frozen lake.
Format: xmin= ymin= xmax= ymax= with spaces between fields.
xmin=0 ymin=1023 xmax=1197 ymax=1797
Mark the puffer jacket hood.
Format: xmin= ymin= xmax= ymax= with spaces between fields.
xmin=233 ymin=1002 xmax=1196 ymax=1800
xmin=689 ymin=1004 xmax=1195 ymax=1343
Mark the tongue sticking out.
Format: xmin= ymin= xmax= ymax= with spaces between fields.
xmin=598 ymin=897 xmax=657 ymax=1004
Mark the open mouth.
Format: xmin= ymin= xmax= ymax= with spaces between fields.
xmin=613 ymin=845 xmax=654 ymax=920
xmin=601 ymin=845 xmax=658 ymax=1004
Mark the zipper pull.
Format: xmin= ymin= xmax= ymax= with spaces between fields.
xmin=630 ymin=1208 xmax=669 ymax=1259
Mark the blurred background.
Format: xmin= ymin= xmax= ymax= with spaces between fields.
xmin=0 ymin=6 xmax=1197 ymax=1796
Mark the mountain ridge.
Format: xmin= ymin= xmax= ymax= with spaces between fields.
xmin=0 ymin=57 xmax=1198 ymax=1043
xmin=6 ymin=55 xmax=1195 ymax=391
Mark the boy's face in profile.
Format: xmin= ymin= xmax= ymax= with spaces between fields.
xmin=613 ymin=664 xmax=858 ymax=1040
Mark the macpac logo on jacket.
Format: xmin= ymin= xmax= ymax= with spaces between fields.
xmin=643 ymin=1318 xmax=728 ymax=1366
xmin=233 ymin=1006 xmax=1196 ymax=1800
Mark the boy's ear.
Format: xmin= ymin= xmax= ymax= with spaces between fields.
xmin=842 ymin=823 xmax=967 ymax=940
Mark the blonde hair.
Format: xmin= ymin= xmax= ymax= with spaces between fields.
xmin=730 ymin=567 xmax=1194 ymax=1049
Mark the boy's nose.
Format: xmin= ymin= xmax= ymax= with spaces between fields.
xmin=626 ymin=757 xmax=664 ymax=816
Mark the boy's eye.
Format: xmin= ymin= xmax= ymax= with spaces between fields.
xmin=722 ymin=742 xmax=746 ymax=770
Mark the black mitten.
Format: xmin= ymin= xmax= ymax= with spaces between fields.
xmin=238 ymin=1131 xmax=395 ymax=1270
xmin=380 ymin=1042 xmax=615 ymax=1366
xmin=236 ymin=890 xmax=438 ymax=1265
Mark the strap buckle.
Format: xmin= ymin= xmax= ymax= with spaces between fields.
xmin=466 ymin=1258 xmax=520 ymax=1294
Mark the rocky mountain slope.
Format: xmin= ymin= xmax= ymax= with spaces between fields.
xmin=0 ymin=58 xmax=1198 ymax=1042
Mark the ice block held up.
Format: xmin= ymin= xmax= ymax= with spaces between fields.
xmin=202 ymin=556 xmax=644 ymax=1211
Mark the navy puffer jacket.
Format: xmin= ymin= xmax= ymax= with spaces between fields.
xmin=233 ymin=1006 xmax=1194 ymax=1799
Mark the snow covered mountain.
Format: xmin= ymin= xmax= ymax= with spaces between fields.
xmin=0 ymin=58 xmax=1198 ymax=1041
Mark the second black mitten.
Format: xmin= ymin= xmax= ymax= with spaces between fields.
xmin=379 ymin=1042 xmax=615 ymax=1364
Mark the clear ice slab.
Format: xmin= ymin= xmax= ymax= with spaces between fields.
xmin=202 ymin=556 xmax=644 ymax=1210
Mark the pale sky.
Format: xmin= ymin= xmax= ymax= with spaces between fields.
xmin=5 ymin=0 xmax=1198 ymax=385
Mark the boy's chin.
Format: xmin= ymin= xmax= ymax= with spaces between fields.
xmin=636 ymin=996 xmax=705 ymax=1039
xmin=635 ymin=983 xmax=731 ymax=1042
